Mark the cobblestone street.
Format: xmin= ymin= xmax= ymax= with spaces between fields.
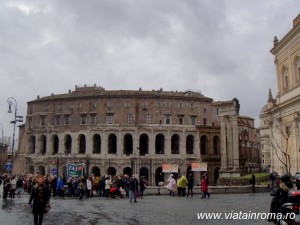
xmin=0 ymin=192 xmax=272 ymax=225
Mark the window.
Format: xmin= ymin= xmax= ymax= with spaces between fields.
xmin=143 ymin=102 xmax=148 ymax=109
xmin=165 ymin=115 xmax=171 ymax=124
xmin=282 ymin=67 xmax=288 ymax=90
xmin=28 ymin=117 xmax=32 ymax=129
xmin=295 ymin=56 xmax=300 ymax=82
xmin=64 ymin=115 xmax=70 ymax=125
xmin=203 ymin=118 xmax=207 ymax=126
xmin=125 ymin=101 xmax=130 ymax=107
xmin=156 ymin=101 xmax=161 ymax=108
xmin=92 ymin=102 xmax=97 ymax=109
xmin=146 ymin=114 xmax=151 ymax=124
xmin=107 ymin=101 xmax=113 ymax=108
xmin=58 ymin=104 xmax=63 ymax=111
xmin=203 ymin=108 xmax=207 ymax=113
xmin=190 ymin=103 xmax=194 ymax=109
xmin=127 ymin=114 xmax=133 ymax=124
xmin=81 ymin=115 xmax=87 ymax=125
xmin=178 ymin=102 xmax=183 ymax=108
xmin=191 ymin=116 xmax=197 ymax=125
xmin=55 ymin=116 xmax=60 ymax=126
xmin=91 ymin=114 xmax=96 ymax=125
xmin=40 ymin=116 xmax=46 ymax=127
xmin=107 ymin=114 xmax=114 ymax=124
xmin=165 ymin=102 xmax=170 ymax=108
xmin=178 ymin=115 xmax=184 ymax=125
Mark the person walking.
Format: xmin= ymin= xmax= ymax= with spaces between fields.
xmin=28 ymin=176 xmax=50 ymax=225
xmin=200 ymin=174 xmax=210 ymax=198
xmin=78 ymin=177 xmax=86 ymax=200
xmin=139 ymin=177 xmax=146 ymax=199
xmin=129 ymin=175 xmax=138 ymax=203
xmin=166 ymin=174 xmax=176 ymax=196
xmin=250 ymin=174 xmax=256 ymax=193
xmin=186 ymin=174 xmax=194 ymax=197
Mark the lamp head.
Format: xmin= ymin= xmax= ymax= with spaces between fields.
xmin=8 ymin=104 xmax=12 ymax=113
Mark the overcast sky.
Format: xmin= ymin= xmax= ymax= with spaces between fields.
xmin=1 ymin=0 xmax=300 ymax=140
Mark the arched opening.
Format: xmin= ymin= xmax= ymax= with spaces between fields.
xmin=171 ymin=134 xmax=180 ymax=154
xmin=155 ymin=134 xmax=165 ymax=154
xmin=124 ymin=134 xmax=133 ymax=155
xmin=155 ymin=167 xmax=164 ymax=186
xmin=52 ymin=135 xmax=59 ymax=155
xmin=37 ymin=166 xmax=45 ymax=175
xmin=186 ymin=135 xmax=194 ymax=154
xmin=123 ymin=167 xmax=132 ymax=177
xmin=200 ymin=135 xmax=208 ymax=155
xmin=139 ymin=134 xmax=149 ymax=156
xmin=186 ymin=165 xmax=194 ymax=178
xmin=28 ymin=165 xmax=34 ymax=174
xmin=28 ymin=136 xmax=36 ymax=154
xmin=214 ymin=167 xmax=220 ymax=185
xmin=213 ymin=136 xmax=220 ymax=154
xmin=92 ymin=167 xmax=101 ymax=177
xmin=63 ymin=166 xmax=67 ymax=177
xmin=64 ymin=134 xmax=72 ymax=154
xmin=107 ymin=167 xmax=116 ymax=176
xmin=40 ymin=135 xmax=47 ymax=154
xmin=79 ymin=134 xmax=86 ymax=154
xmin=108 ymin=134 xmax=117 ymax=154
xmin=140 ymin=167 xmax=149 ymax=182
xmin=93 ymin=134 xmax=101 ymax=154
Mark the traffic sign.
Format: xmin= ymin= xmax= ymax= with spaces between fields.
xmin=51 ymin=168 xmax=57 ymax=175
xmin=6 ymin=162 xmax=12 ymax=172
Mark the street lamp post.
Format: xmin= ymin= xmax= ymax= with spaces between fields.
xmin=7 ymin=97 xmax=23 ymax=172
xmin=0 ymin=124 xmax=4 ymax=142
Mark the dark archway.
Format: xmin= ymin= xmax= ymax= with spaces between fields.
xmin=108 ymin=134 xmax=117 ymax=154
xmin=92 ymin=167 xmax=101 ymax=177
xmin=93 ymin=134 xmax=101 ymax=154
xmin=37 ymin=166 xmax=45 ymax=175
xmin=40 ymin=135 xmax=47 ymax=154
xmin=124 ymin=134 xmax=133 ymax=155
xmin=155 ymin=167 xmax=164 ymax=186
xmin=123 ymin=167 xmax=132 ymax=177
xmin=214 ymin=167 xmax=220 ymax=185
xmin=171 ymin=134 xmax=180 ymax=154
xmin=140 ymin=167 xmax=149 ymax=182
xmin=139 ymin=134 xmax=149 ymax=156
xmin=79 ymin=134 xmax=86 ymax=154
xmin=186 ymin=135 xmax=194 ymax=154
xmin=65 ymin=134 xmax=72 ymax=154
xmin=213 ymin=136 xmax=220 ymax=154
xmin=200 ymin=135 xmax=208 ymax=155
xmin=186 ymin=165 xmax=194 ymax=178
xmin=28 ymin=166 xmax=34 ymax=174
xmin=155 ymin=134 xmax=165 ymax=154
xmin=29 ymin=136 xmax=36 ymax=154
xmin=52 ymin=135 xmax=59 ymax=155
xmin=107 ymin=167 xmax=116 ymax=176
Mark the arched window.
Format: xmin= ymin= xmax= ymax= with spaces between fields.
xmin=64 ymin=134 xmax=72 ymax=154
xmin=79 ymin=134 xmax=86 ymax=154
xmin=52 ymin=135 xmax=59 ymax=155
xmin=93 ymin=134 xmax=101 ymax=154
xmin=108 ymin=134 xmax=117 ymax=154
xmin=139 ymin=134 xmax=149 ymax=156
xmin=171 ymin=134 xmax=180 ymax=154
xmin=123 ymin=134 xmax=133 ymax=155
xmin=200 ymin=135 xmax=208 ymax=155
xmin=40 ymin=135 xmax=47 ymax=154
xmin=155 ymin=134 xmax=165 ymax=154
xmin=28 ymin=136 xmax=36 ymax=154
xmin=186 ymin=135 xmax=194 ymax=154
xmin=282 ymin=66 xmax=288 ymax=91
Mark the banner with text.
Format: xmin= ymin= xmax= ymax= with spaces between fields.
xmin=67 ymin=163 xmax=84 ymax=178
xmin=162 ymin=164 xmax=179 ymax=173
xmin=191 ymin=162 xmax=207 ymax=172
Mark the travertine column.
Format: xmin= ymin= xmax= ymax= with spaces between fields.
xmin=231 ymin=116 xmax=239 ymax=170
xmin=220 ymin=117 xmax=227 ymax=170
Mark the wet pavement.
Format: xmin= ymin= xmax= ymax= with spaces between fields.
xmin=0 ymin=191 xmax=273 ymax=225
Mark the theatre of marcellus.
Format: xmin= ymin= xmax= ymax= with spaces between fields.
xmin=13 ymin=84 xmax=260 ymax=185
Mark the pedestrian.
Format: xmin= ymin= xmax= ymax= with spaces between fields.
xmin=51 ymin=176 xmax=57 ymax=197
xmin=16 ymin=176 xmax=23 ymax=196
xmin=139 ymin=177 xmax=146 ymax=199
xmin=178 ymin=175 xmax=188 ymax=197
xmin=123 ymin=174 xmax=130 ymax=198
xmin=166 ymin=174 xmax=176 ymax=196
xmin=2 ymin=176 xmax=11 ymax=203
xmin=129 ymin=175 xmax=138 ymax=203
xmin=78 ymin=177 xmax=86 ymax=200
xmin=56 ymin=176 xmax=64 ymax=198
xmin=186 ymin=174 xmax=194 ymax=197
xmin=200 ymin=174 xmax=210 ymax=198
xmin=28 ymin=176 xmax=50 ymax=225
xmin=86 ymin=177 xmax=92 ymax=197
xmin=105 ymin=175 xmax=112 ymax=198
xmin=10 ymin=175 xmax=16 ymax=200
xmin=250 ymin=174 xmax=256 ymax=193
xmin=98 ymin=176 xmax=106 ymax=197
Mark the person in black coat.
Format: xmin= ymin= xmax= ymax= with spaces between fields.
xmin=28 ymin=176 xmax=50 ymax=225
xmin=187 ymin=174 xmax=194 ymax=197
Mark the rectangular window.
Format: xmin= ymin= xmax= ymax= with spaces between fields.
xmin=28 ymin=117 xmax=32 ymax=129
xmin=203 ymin=118 xmax=207 ymax=126
xmin=81 ymin=115 xmax=87 ymax=125
xmin=58 ymin=104 xmax=63 ymax=111
xmin=125 ymin=101 xmax=130 ymax=107
xmin=143 ymin=102 xmax=148 ymax=109
xmin=40 ymin=116 xmax=46 ymax=127
xmin=156 ymin=101 xmax=161 ymax=108
xmin=107 ymin=114 xmax=114 ymax=124
xmin=178 ymin=102 xmax=183 ymax=108
xmin=64 ymin=115 xmax=70 ymax=125
xmin=190 ymin=103 xmax=194 ymax=109
xmin=91 ymin=114 xmax=96 ymax=125
xmin=107 ymin=101 xmax=113 ymax=108
xmin=165 ymin=102 xmax=170 ymax=108
xmin=92 ymin=102 xmax=97 ymax=109
xmin=55 ymin=116 xmax=60 ymax=126
xmin=127 ymin=114 xmax=133 ymax=124
xmin=165 ymin=115 xmax=171 ymax=124
xmin=203 ymin=108 xmax=207 ymax=113
xmin=191 ymin=116 xmax=197 ymax=125
xmin=178 ymin=115 xmax=184 ymax=125
xmin=146 ymin=114 xmax=151 ymax=124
